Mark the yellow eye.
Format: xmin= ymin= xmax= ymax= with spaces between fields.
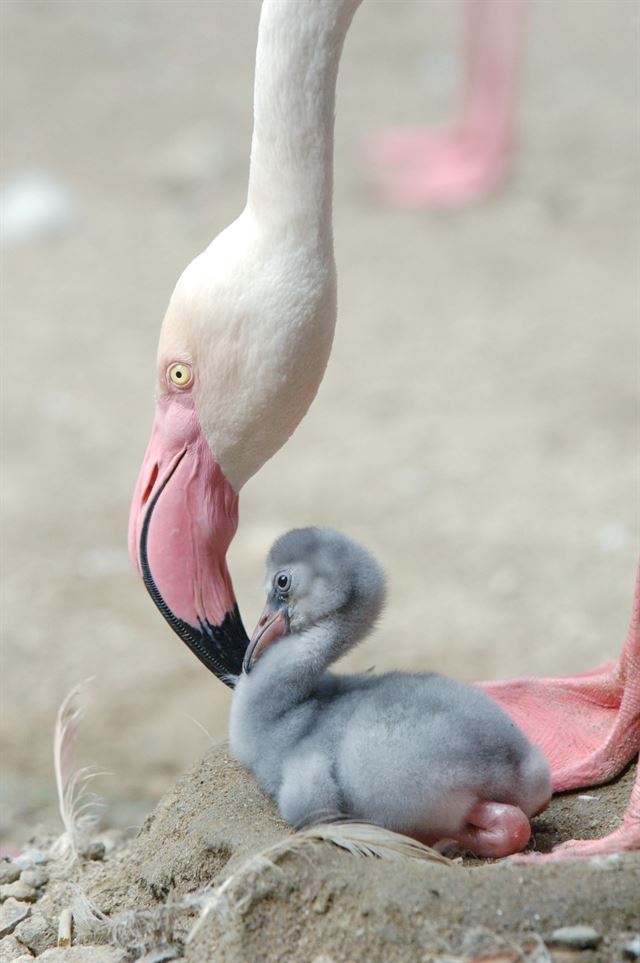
xmin=167 ymin=362 xmax=193 ymax=388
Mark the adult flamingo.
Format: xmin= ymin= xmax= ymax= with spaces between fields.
xmin=128 ymin=0 xmax=639 ymax=857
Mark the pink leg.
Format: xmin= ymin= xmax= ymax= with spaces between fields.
xmin=367 ymin=0 xmax=526 ymax=207
xmin=479 ymin=566 xmax=640 ymax=859
xmin=455 ymin=800 xmax=531 ymax=858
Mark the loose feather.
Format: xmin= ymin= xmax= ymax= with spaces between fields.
xmin=188 ymin=820 xmax=454 ymax=942
xmin=72 ymin=823 xmax=452 ymax=953
xmin=72 ymin=884 xmax=205 ymax=956
xmin=294 ymin=820 xmax=454 ymax=863
xmin=50 ymin=680 xmax=104 ymax=863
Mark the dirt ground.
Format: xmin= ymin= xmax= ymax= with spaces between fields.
xmin=1 ymin=0 xmax=638 ymax=957
xmin=2 ymin=745 xmax=639 ymax=962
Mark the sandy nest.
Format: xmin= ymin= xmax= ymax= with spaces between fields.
xmin=2 ymin=745 xmax=638 ymax=962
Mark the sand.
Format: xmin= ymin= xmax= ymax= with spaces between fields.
xmin=2 ymin=745 xmax=638 ymax=961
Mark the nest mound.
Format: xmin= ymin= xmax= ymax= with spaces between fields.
xmin=4 ymin=745 xmax=639 ymax=962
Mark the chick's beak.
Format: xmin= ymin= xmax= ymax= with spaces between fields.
xmin=243 ymin=598 xmax=290 ymax=673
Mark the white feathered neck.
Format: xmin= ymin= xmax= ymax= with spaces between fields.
xmin=158 ymin=0 xmax=362 ymax=492
xmin=247 ymin=0 xmax=361 ymax=235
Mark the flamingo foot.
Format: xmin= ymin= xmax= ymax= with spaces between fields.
xmin=478 ymin=566 xmax=640 ymax=858
xmin=366 ymin=126 xmax=510 ymax=208
xmin=514 ymin=761 xmax=640 ymax=862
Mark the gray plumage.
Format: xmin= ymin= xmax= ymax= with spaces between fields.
xmin=229 ymin=528 xmax=551 ymax=844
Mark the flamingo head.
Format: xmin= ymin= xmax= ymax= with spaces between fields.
xmin=128 ymin=215 xmax=336 ymax=685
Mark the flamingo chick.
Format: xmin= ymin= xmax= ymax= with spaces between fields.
xmin=230 ymin=528 xmax=551 ymax=858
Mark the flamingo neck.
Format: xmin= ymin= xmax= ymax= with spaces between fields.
xmin=246 ymin=0 xmax=362 ymax=240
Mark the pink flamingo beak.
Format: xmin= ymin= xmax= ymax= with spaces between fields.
xmin=128 ymin=392 xmax=248 ymax=683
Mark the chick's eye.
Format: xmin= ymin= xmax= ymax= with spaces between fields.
xmin=167 ymin=362 xmax=193 ymax=388
xmin=276 ymin=573 xmax=291 ymax=592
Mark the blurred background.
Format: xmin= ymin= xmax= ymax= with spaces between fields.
xmin=2 ymin=0 xmax=637 ymax=848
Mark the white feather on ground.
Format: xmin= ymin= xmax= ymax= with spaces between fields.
xmin=70 ymin=822 xmax=452 ymax=956
xmin=188 ymin=820 xmax=454 ymax=942
xmin=71 ymin=888 xmax=188 ymax=958
xmin=50 ymin=680 xmax=104 ymax=863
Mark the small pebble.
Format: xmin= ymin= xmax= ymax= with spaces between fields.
xmin=36 ymin=946 xmax=126 ymax=961
xmin=19 ymin=868 xmax=48 ymax=890
xmin=590 ymin=853 xmax=622 ymax=867
xmin=0 ymin=883 xmax=36 ymax=905
xmin=550 ymin=925 xmax=601 ymax=949
xmin=0 ymin=934 xmax=29 ymax=962
xmin=311 ymin=891 xmax=331 ymax=914
xmin=0 ymin=866 xmax=19 ymax=887
xmin=14 ymin=913 xmax=56 ymax=955
xmin=12 ymin=852 xmax=47 ymax=871
xmin=0 ymin=900 xmax=30 ymax=939
xmin=624 ymin=935 xmax=640 ymax=959
xmin=82 ymin=842 xmax=106 ymax=862
xmin=133 ymin=949 xmax=180 ymax=963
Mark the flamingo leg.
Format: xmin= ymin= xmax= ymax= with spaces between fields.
xmin=479 ymin=566 xmax=640 ymax=859
xmin=367 ymin=0 xmax=526 ymax=207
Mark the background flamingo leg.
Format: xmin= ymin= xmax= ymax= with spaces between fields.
xmin=367 ymin=0 xmax=527 ymax=207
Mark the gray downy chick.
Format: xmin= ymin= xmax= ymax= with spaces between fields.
xmin=229 ymin=528 xmax=551 ymax=857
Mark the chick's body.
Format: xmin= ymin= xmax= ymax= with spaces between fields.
xmin=230 ymin=528 xmax=551 ymax=850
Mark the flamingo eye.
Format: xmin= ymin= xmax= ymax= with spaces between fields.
xmin=167 ymin=362 xmax=193 ymax=388
xmin=276 ymin=572 xmax=291 ymax=592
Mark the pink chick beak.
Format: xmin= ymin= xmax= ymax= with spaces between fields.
xmin=243 ymin=600 xmax=290 ymax=673
xmin=129 ymin=392 xmax=248 ymax=682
